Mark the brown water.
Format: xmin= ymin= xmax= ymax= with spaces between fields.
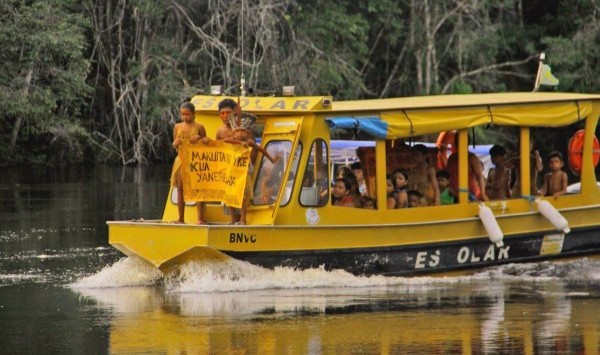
xmin=1 ymin=165 xmax=599 ymax=354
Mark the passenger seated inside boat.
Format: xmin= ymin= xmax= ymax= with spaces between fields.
xmin=337 ymin=166 xmax=362 ymax=207
xmin=407 ymin=189 xmax=424 ymax=208
xmin=392 ymin=169 xmax=408 ymax=208
xmin=486 ymin=144 xmax=511 ymax=200
xmin=315 ymin=167 xmax=329 ymax=204
xmin=386 ymin=174 xmax=397 ymax=209
xmin=407 ymin=144 xmax=440 ymax=206
xmin=538 ymin=151 xmax=568 ymax=199
xmin=447 ymin=135 xmax=489 ymax=202
xmin=337 ymin=165 xmax=354 ymax=179
xmin=506 ymin=141 xmax=544 ymax=197
xmin=257 ymin=164 xmax=280 ymax=205
xmin=436 ymin=170 xmax=455 ymax=205
xmin=331 ymin=178 xmax=359 ymax=207
xmin=359 ymin=195 xmax=376 ymax=209
xmin=350 ymin=162 xmax=368 ymax=196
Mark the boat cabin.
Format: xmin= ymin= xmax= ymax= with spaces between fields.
xmin=165 ymin=92 xmax=600 ymax=227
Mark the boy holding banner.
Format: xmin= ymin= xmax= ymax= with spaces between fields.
xmin=224 ymin=112 xmax=281 ymax=225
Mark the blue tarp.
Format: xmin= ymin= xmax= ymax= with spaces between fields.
xmin=325 ymin=117 xmax=388 ymax=139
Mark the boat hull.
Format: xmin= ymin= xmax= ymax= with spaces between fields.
xmin=108 ymin=220 xmax=600 ymax=276
xmin=222 ymin=228 xmax=600 ymax=276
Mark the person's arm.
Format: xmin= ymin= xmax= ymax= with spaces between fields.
xmin=428 ymin=166 xmax=440 ymax=205
xmin=532 ymin=150 xmax=543 ymax=172
xmin=470 ymin=154 xmax=489 ymax=201
xmin=397 ymin=191 xmax=408 ymax=208
xmin=197 ymin=125 xmax=212 ymax=144
xmin=387 ymin=196 xmax=396 ymax=209
xmin=215 ymin=126 xmax=225 ymax=141
xmin=469 ymin=154 xmax=490 ymax=201
xmin=172 ymin=124 xmax=182 ymax=149
xmin=190 ymin=124 xmax=206 ymax=143
xmin=223 ymin=137 xmax=243 ymax=145
xmin=538 ymin=173 xmax=548 ymax=196
xmin=247 ymin=140 xmax=281 ymax=164
xmin=486 ymin=168 xmax=495 ymax=196
xmin=504 ymin=168 xmax=512 ymax=198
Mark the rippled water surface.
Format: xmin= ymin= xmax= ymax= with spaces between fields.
xmin=1 ymin=165 xmax=599 ymax=354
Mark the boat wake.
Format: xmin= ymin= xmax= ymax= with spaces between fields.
xmin=72 ymin=257 xmax=163 ymax=289
xmin=72 ymin=256 xmax=600 ymax=292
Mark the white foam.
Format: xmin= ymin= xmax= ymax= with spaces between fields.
xmin=72 ymin=256 xmax=163 ymax=289
xmin=164 ymin=259 xmax=467 ymax=294
xmin=71 ymin=256 xmax=600 ymax=292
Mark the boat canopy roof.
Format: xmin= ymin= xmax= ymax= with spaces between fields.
xmin=191 ymin=92 xmax=600 ymax=139
xmin=329 ymin=92 xmax=600 ymax=139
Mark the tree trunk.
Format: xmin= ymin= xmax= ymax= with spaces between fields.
xmin=10 ymin=65 xmax=34 ymax=148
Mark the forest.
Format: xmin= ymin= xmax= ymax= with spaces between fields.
xmin=1 ymin=0 xmax=599 ymax=166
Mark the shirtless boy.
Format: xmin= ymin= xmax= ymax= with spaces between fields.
xmin=215 ymin=98 xmax=237 ymax=139
xmin=223 ymin=112 xmax=281 ymax=224
xmin=486 ymin=144 xmax=511 ymax=200
xmin=212 ymin=99 xmax=246 ymax=222
xmin=538 ymin=151 xmax=568 ymax=199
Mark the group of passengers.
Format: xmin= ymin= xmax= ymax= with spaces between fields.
xmin=333 ymin=138 xmax=569 ymax=209
xmin=331 ymin=162 xmax=376 ymax=209
xmin=385 ymin=144 xmax=449 ymax=208
xmin=487 ymin=144 xmax=567 ymax=200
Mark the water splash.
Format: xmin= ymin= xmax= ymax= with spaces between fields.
xmin=72 ymin=257 xmax=163 ymax=289
xmin=71 ymin=256 xmax=600 ymax=292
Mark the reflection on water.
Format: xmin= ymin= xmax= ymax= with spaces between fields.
xmin=1 ymin=165 xmax=600 ymax=354
xmin=70 ymin=257 xmax=600 ymax=354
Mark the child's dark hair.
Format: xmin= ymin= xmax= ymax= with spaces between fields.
xmin=218 ymin=98 xmax=237 ymax=111
xmin=436 ymin=170 xmax=450 ymax=179
xmin=335 ymin=177 xmax=351 ymax=191
xmin=407 ymin=189 xmax=422 ymax=198
xmin=180 ymin=101 xmax=195 ymax=112
xmin=359 ymin=195 xmax=376 ymax=208
xmin=412 ymin=144 xmax=428 ymax=156
xmin=548 ymin=150 xmax=563 ymax=162
xmin=392 ymin=169 xmax=408 ymax=188
xmin=350 ymin=162 xmax=362 ymax=170
xmin=489 ymin=144 xmax=506 ymax=157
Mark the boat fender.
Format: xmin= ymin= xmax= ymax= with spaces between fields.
xmin=567 ymin=129 xmax=600 ymax=175
xmin=478 ymin=203 xmax=504 ymax=247
xmin=535 ymin=199 xmax=570 ymax=233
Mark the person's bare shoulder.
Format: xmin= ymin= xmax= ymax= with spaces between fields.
xmin=215 ymin=126 xmax=226 ymax=140
xmin=197 ymin=123 xmax=207 ymax=136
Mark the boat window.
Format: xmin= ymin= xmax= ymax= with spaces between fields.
xmin=300 ymin=139 xmax=329 ymax=207
xmin=252 ymin=140 xmax=294 ymax=206
xmin=467 ymin=126 xmax=522 ymax=201
xmin=384 ymin=129 xmax=497 ymax=208
xmin=385 ymin=137 xmax=446 ymax=208
xmin=532 ymin=122 xmax=583 ymax=196
xmin=280 ymin=142 xmax=302 ymax=206
xmin=326 ymin=116 xmax=378 ymax=208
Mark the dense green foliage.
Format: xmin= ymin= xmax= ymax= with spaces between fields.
xmin=0 ymin=0 xmax=599 ymax=165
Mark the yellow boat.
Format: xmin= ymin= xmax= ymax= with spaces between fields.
xmin=108 ymin=91 xmax=600 ymax=276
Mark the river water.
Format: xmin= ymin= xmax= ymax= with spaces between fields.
xmin=1 ymin=165 xmax=599 ymax=354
